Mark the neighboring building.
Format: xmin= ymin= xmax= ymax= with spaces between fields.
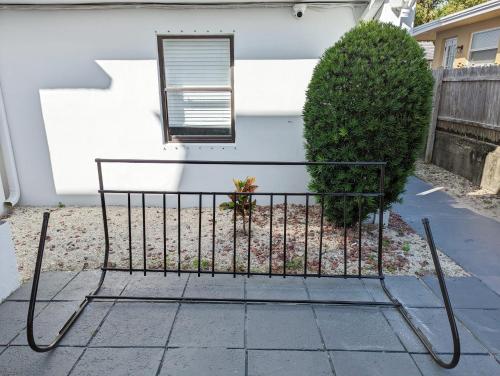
xmin=413 ymin=0 xmax=500 ymax=69
xmin=419 ymin=41 xmax=435 ymax=66
xmin=0 ymin=0 xmax=414 ymax=211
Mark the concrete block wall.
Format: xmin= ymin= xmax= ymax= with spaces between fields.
xmin=432 ymin=130 xmax=497 ymax=186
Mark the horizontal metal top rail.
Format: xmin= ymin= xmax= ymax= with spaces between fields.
xmin=95 ymin=158 xmax=386 ymax=167
xmin=99 ymin=189 xmax=382 ymax=196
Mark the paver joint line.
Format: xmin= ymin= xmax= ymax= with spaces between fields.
xmin=154 ymin=272 xmax=190 ymax=376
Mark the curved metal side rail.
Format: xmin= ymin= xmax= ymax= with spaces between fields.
xmin=27 ymin=212 xmax=107 ymax=352
xmin=380 ymin=218 xmax=460 ymax=369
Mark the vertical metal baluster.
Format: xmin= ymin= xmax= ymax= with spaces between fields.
xmin=142 ymin=193 xmax=146 ymax=276
xmin=343 ymin=195 xmax=347 ymax=276
xmin=247 ymin=194 xmax=252 ymax=278
xmin=304 ymin=194 xmax=309 ymax=278
xmin=128 ymin=193 xmax=132 ymax=275
xmin=283 ymin=194 xmax=287 ymax=278
xmin=378 ymin=165 xmax=385 ymax=277
xmin=163 ymin=194 xmax=167 ymax=277
xmin=212 ymin=193 xmax=216 ymax=277
xmin=233 ymin=193 xmax=237 ymax=278
xmin=97 ymin=161 xmax=110 ymax=284
xmin=318 ymin=195 xmax=324 ymax=277
xmin=177 ymin=193 xmax=181 ymax=276
xmin=198 ymin=193 xmax=202 ymax=277
xmin=358 ymin=198 xmax=362 ymax=277
xmin=269 ymin=194 xmax=273 ymax=278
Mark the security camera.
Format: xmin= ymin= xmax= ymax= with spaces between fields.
xmin=292 ymin=4 xmax=307 ymax=19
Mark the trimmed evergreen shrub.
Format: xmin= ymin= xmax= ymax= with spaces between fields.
xmin=303 ymin=21 xmax=433 ymax=226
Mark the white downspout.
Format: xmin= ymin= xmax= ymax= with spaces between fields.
xmin=0 ymin=84 xmax=20 ymax=207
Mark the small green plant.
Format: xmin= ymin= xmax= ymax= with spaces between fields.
xmin=58 ymin=202 xmax=65 ymax=208
xmin=220 ymin=177 xmax=258 ymax=234
xmin=192 ymin=258 xmax=210 ymax=270
xmin=286 ymin=257 xmax=303 ymax=271
xmin=402 ymin=242 xmax=411 ymax=254
xmin=382 ymin=238 xmax=391 ymax=248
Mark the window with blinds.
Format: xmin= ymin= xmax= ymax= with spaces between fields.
xmin=470 ymin=28 xmax=500 ymax=65
xmin=158 ymin=36 xmax=234 ymax=142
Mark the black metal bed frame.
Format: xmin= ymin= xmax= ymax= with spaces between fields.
xmin=27 ymin=159 xmax=460 ymax=368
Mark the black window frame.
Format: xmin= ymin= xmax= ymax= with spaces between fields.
xmin=157 ymin=34 xmax=235 ymax=143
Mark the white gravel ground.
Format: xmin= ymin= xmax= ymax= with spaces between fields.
xmin=5 ymin=205 xmax=467 ymax=282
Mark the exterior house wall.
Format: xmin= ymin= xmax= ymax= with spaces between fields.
xmin=432 ymin=16 xmax=500 ymax=68
xmin=0 ymin=4 xmax=410 ymax=207
xmin=0 ymin=7 xmax=359 ymax=206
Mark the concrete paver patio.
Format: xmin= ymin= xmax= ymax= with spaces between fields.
xmin=394 ymin=177 xmax=500 ymax=295
xmin=1 ymin=271 xmax=499 ymax=375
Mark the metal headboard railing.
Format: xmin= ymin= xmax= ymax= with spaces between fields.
xmin=95 ymin=159 xmax=386 ymax=279
xmin=26 ymin=159 xmax=460 ymax=368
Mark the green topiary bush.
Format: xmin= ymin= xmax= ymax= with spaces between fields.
xmin=303 ymin=21 xmax=434 ymax=226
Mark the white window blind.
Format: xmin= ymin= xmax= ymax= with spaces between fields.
xmin=160 ymin=37 xmax=233 ymax=141
xmin=166 ymin=91 xmax=231 ymax=129
xmin=470 ymin=28 xmax=500 ymax=65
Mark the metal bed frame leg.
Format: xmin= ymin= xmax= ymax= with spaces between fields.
xmin=380 ymin=218 xmax=460 ymax=369
xmin=27 ymin=213 xmax=105 ymax=352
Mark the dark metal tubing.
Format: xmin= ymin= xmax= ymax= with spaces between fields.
xmin=198 ymin=193 xmax=202 ymax=277
xmin=269 ymin=194 xmax=273 ymax=277
xmin=380 ymin=218 xmax=460 ymax=369
xmin=233 ymin=193 xmax=236 ymax=278
xmin=96 ymin=158 xmax=386 ymax=167
xmin=102 ymin=267 xmax=381 ymax=278
xmin=318 ymin=194 xmax=324 ymax=277
xmin=87 ymin=294 xmax=398 ymax=307
xmin=358 ymin=199 xmax=362 ymax=277
xmin=163 ymin=194 xmax=167 ymax=276
xmin=304 ymin=195 xmax=309 ymax=277
xmin=283 ymin=194 xmax=287 ymax=278
xmin=177 ymin=194 xmax=181 ymax=276
xmin=377 ymin=165 xmax=385 ymax=276
xmin=247 ymin=194 xmax=252 ymax=277
xmin=100 ymin=189 xmax=382 ymax=197
xmin=343 ymin=195 xmax=347 ymax=276
xmin=128 ymin=193 xmax=132 ymax=275
xmin=97 ymin=161 xmax=110 ymax=286
xmin=422 ymin=218 xmax=460 ymax=368
xmin=27 ymin=213 xmax=104 ymax=352
xmin=212 ymin=193 xmax=216 ymax=277
xmin=27 ymin=159 xmax=460 ymax=370
xmin=142 ymin=193 xmax=146 ymax=276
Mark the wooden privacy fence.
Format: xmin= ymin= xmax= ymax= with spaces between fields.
xmin=424 ymin=65 xmax=500 ymax=186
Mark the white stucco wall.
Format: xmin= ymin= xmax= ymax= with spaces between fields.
xmin=0 ymin=221 xmax=20 ymax=301
xmin=0 ymin=6 xmax=360 ymax=206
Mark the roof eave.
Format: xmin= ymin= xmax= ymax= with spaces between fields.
xmin=0 ymin=0 xmax=368 ymax=5
xmin=412 ymin=0 xmax=500 ymax=37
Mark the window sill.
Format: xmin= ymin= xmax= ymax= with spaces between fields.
xmin=167 ymin=136 xmax=235 ymax=144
